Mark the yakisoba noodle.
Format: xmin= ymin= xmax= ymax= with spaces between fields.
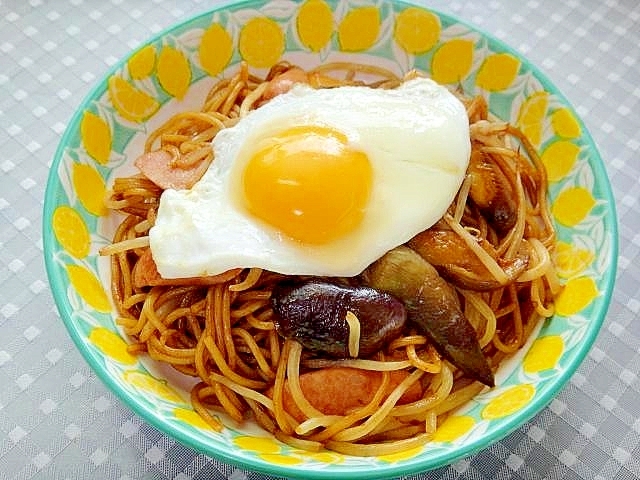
xmin=102 ymin=62 xmax=559 ymax=456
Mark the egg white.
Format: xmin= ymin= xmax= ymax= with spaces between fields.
xmin=149 ymin=77 xmax=470 ymax=278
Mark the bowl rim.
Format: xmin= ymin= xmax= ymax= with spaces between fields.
xmin=43 ymin=0 xmax=619 ymax=478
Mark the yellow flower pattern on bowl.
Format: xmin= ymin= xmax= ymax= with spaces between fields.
xmin=43 ymin=0 xmax=617 ymax=477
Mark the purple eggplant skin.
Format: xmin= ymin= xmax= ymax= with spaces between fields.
xmin=270 ymin=281 xmax=406 ymax=358
xmin=365 ymin=246 xmax=495 ymax=388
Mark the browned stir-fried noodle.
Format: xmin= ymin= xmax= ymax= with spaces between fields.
xmin=101 ymin=62 xmax=559 ymax=456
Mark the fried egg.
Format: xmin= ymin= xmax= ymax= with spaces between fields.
xmin=149 ymin=77 xmax=471 ymax=278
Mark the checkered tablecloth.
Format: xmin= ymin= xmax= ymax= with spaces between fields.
xmin=1 ymin=1 xmax=639 ymax=478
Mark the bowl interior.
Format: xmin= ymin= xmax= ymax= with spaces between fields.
xmin=43 ymin=0 xmax=617 ymax=478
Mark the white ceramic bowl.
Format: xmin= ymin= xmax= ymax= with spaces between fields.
xmin=43 ymin=1 xmax=617 ymax=478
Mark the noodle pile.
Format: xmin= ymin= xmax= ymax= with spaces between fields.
xmin=102 ymin=62 xmax=559 ymax=456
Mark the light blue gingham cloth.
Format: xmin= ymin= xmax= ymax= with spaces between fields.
xmin=1 ymin=1 xmax=638 ymax=478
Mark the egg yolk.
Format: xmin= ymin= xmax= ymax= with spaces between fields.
xmin=242 ymin=125 xmax=373 ymax=244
